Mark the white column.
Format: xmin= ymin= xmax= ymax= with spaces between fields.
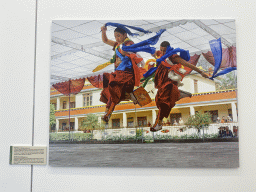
xmin=75 ymin=117 xmax=79 ymax=131
xmin=231 ymin=102 xmax=238 ymax=122
xmin=123 ymin=112 xmax=127 ymax=128
xmin=190 ymin=106 xmax=195 ymax=116
xmin=152 ymin=110 xmax=156 ymax=124
xmin=57 ymin=97 xmax=60 ymax=110
xmin=56 ymin=119 xmax=59 ymax=132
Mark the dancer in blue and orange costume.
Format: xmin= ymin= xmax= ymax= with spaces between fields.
xmin=99 ymin=25 xmax=145 ymax=122
xmin=149 ymin=41 xmax=209 ymax=132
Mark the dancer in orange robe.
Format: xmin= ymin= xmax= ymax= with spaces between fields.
xmin=150 ymin=41 xmax=208 ymax=132
xmin=100 ymin=26 xmax=143 ymax=122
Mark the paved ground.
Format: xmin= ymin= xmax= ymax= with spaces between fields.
xmin=49 ymin=142 xmax=239 ymax=168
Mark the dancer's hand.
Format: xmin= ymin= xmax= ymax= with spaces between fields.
xmin=101 ymin=25 xmax=107 ymax=32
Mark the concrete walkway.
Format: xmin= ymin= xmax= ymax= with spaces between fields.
xmin=49 ymin=142 xmax=239 ymax=168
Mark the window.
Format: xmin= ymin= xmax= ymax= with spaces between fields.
xmin=127 ymin=117 xmax=134 ymax=128
xmin=170 ymin=113 xmax=181 ymax=125
xmin=83 ymin=93 xmax=92 ymax=106
xmin=204 ymin=110 xmax=218 ymax=123
xmin=137 ymin=116 xmax=147 ymax=127
xmin=194 ymin=79 xmax=198 ymax=93
xmin=70 ymin=102 xmax=75 ymax=108
xmin=112 ymin=119 xmax=120 ymax=128
xmin=63 ymin=101 xmax=67 ymax=109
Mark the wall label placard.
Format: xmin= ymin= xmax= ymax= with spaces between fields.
xmin=10 ymin=146 xmax=47 ymax=165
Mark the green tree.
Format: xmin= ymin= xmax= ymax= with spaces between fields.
xmin=49 ymin=103 xmax=56 ymax=131
xmin=136 ymin=129 xmax=143 ymax=137
xmin=185 ymin=111 xmax=212 ymax=134
xmin=216 ymin=71 xmax=237 ymax=90
xmin=80 ymin=114 xmax=103 ymax=138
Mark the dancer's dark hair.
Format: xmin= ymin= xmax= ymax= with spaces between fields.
xmin=160 ymin=41 xmax=170 ymax=47
xmin=114 ymin=28 xmax=127 ymax=35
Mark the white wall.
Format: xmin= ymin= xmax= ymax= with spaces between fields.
xmin=0 ymin=1 xmax=36 ymax=191
xmin=75 ymin=93 xmax=83 ymax=108
xmin=1 ymin=1 xmax=256 ymax=192
xmin=196 ymin=76 xmax=216 ymax=93
xmin=179 ymin=76 xmax=194 ymax=93
xmin=92 ymin=90 xmax=103 ymax=106
xmin=180 ymin=74 xmax=216 ymax=93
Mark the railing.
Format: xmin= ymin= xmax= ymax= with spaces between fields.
xmin=49 ymin=122 xmax=239 ymax=142
xmin=94 ymin=122 xmax=239 ymax=140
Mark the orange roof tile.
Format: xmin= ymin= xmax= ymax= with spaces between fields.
xmin=177 ymin=89 xmax=237 ymax=104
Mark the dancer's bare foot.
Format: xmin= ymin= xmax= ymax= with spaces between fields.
xmin=102 ymin=114 xmax=110 ymax=123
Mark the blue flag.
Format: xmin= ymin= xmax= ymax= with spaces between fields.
xmin=143 ymin=67 xmax=158 ymax=78
xmin=115 ymin=49 xmax=133 ymax=71
xmin=156 ymin=46 xmax=190 ymax=63
xmin=209 ymin=38 xmax=223 ymax=79
xmin=211 ymin=67 xmax=237 ymax=78
xmin=122 ymin=29 xmax=166 ymax=54
xmin=210 ymin=38 xmax=237 ymax=79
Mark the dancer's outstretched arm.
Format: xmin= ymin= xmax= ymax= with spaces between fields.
xmin=172 ymin=56 xmax=208 ymax=78
xmin=101 ymin=25 xmax=116 ymax=47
